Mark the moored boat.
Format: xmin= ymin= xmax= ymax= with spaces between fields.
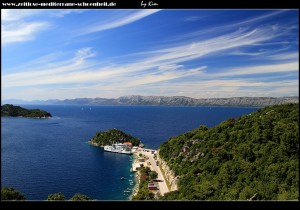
xmin=104 ymin=142 xmax=132 ymax=155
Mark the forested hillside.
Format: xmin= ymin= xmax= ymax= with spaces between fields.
xmin=159 ymin=103 xmax=299 ymax=200
xmin=1 ymin=104 xmax=52 ymax=118
xmin=89 ymin=128 xmax=140 ymax=146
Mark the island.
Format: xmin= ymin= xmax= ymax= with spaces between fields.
xmin=88 ymin=128 xmax=141 ymax=147
xmin=1 ymin=104 xmax=52 ymax=118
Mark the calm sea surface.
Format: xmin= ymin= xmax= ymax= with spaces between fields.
xmin=1 ymin=105 xmax=258 ymax=200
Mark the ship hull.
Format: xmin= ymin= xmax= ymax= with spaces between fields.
xmin=104 ymin=145 xmax=132 ymax=155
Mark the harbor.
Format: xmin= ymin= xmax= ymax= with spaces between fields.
xmin=98 ymin=139 xmax=172 ymax=199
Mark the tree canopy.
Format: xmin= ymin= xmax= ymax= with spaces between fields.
xmin=70 ymin=193 xmax=91 ymax=201
xmin=1 ymin=187 xmax=25 ymax=200
xmin=1 ymin=104 xmax=52 ymax=118
xmin=159 ymin=103 xmax=299 ymax=200
xmin=90 ymin=128 xmax=140 ymax=146
xmin=47 ymin=192 xmax=65 ymax=201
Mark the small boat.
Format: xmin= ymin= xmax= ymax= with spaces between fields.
xmin=120 ymin=177 xmax=127 ymax=180
xmin=124 ymin=190 xmax=131 ymax=193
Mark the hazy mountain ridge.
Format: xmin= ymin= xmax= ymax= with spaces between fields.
xmin=2 ymin=95 xmax=299 ymax=107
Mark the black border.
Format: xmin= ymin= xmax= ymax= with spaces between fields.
xmin=1 ymin=200 xmax=300 ymax=210
xmin=1 ymin=0 xmax=299 ymax=210
xmin=0 ymin=0 xmax=299 ymax=9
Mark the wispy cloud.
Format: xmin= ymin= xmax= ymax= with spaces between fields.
xmin=3 ymin=23 xmax=298 ymax=89
xmin=1 ymin=9 xmax=43 ymax=21
xmin=79 ymin=9 xmax=161 ymax=35
xmin=172 ymin=10 xmax=290 ymax=43
xmin=1 ymin=9 xmax=84 ymax=45
xmin=214 ymin=61 xmax=298 ymax=77
xmin=2 ymin=22 xmax=49 ymax=45
xmin=2 ymin=10 xmax=298 ymax=100
xmin=266 ymin=52 xmax=299 ymax=60
xmin=1 ymin=9 xmax=84 ymax=21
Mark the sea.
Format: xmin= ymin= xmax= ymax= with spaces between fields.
xmin=1 ymin=105 xmax=259 ymax=200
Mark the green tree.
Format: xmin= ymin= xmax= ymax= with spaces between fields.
xmin=149 ymin=171 xmax=158 ymax=180
xmin=47 ymin=192 xmax=65 ymax=201
xmin=1 ymin=187 xmax=25 ymax=200
xmin=70 ymin=193 xmax=90 ymax=201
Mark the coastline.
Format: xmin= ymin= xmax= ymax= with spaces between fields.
xmin=88 ymin=140 xmax=168 ymax=200
xmin=129 ymin=152 xmax=140 ymax=200
xmin=88 ymin=140 xmax=103 ymax=147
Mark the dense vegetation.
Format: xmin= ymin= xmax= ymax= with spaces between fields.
xmin=132 ymin=167 xmax=158 ymax=200
xmin=1 ymin=104 xmax=52 ymax=118
xmin=47 ymin=192 xmax=65 ymax=200
xmin=90 ymin=128 xmax=140 ymax=146
xmin=1 ymin=187 xmax=25 ymax=200
xmin=159 ymin=103 xmax=299 ymax=200
xmin=70 ymin=193 xmax=91 ymax=201
xmin=1 ymin=187 xmax=91 ymax=201
xmin=47 ymin=192 xmax=90 ymax=201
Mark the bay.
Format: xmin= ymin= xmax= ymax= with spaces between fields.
xmin=1 ymin=105 xmax=258 ymax=200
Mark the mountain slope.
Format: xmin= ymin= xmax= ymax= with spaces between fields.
xmin=158 ymin=103 xmax=299 ymax=200
xmin=3 ymin=96 xmax=299 ymax=107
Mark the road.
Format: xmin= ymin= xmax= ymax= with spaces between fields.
xmin=139 ymin=149 xmax=169 ymax=196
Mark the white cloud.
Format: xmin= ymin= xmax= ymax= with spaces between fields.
xmin=1 ymin=9 xmax=84 ymax=45
xmin=1 ymin=9 xmax=43 ymax=21
xmin=2 ymin=10 xmax=298 ymax=100
xmin=214 ymin=62 xmax=298 ymax=77
xmin=266 ymin=52 xmax=299 ymax=60
xmin=79 ymin=9 xmax=161 ymax=35
xmin=2 ymin=22 xmax=49 ymax=45
xmin=168 ymin=10 xmax=291 ymax=45
xmin=3 ymin=23 xmax=298 ymax=88
xmin=1 ymin=9 xmax=84 ymax=21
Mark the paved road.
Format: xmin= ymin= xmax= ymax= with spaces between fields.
xmin=140 ymin=149 xmax=169 ymax=196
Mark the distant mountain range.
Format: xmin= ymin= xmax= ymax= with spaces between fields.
xmin=2 ymin=95 xmax=299 ymax=107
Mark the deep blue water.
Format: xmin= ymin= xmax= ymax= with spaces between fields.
xmin=1 ymin=105 xmax=258 ymax=200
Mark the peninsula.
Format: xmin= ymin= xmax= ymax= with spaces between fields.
xmin=1 ymin=104 xmax=52 ymax=118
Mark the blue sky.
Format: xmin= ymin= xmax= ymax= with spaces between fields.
xmin=1 ymin=9 xmax=299 ymax=100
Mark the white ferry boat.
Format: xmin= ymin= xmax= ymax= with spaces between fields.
xmin=104 ymin=143 xmax=132 ymax=155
